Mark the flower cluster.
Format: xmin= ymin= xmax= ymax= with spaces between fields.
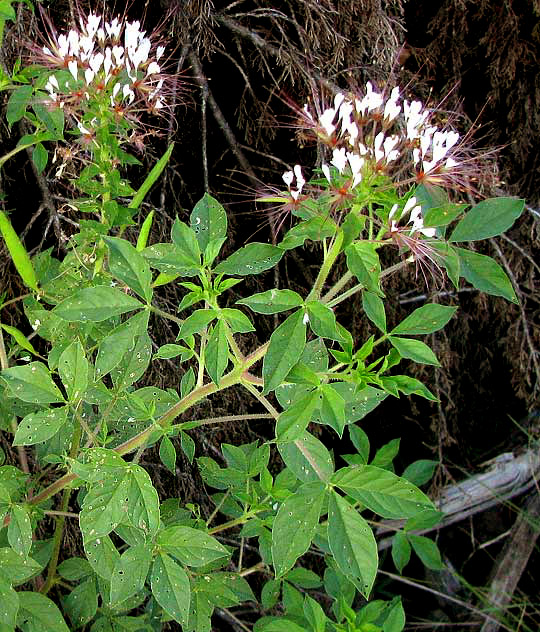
xmin=296 ymin=83 xmax=465 ymax=193
xmin=40 ymin=12 xmax=167 ymax=122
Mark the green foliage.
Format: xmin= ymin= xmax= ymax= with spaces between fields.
xmin=0 ymin=26 xmax=524 ymax=631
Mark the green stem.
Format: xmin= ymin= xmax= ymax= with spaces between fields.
xmin=149 ymin=304 xmax=184 ymax=326
xmin=306 ymin=230 xmax=344 ymax=302
xmin=28 ymin=342 xmax=270 ymax=509
xmin=321 ymin=271 xmax=353 ymax=304
xmin=41 ymin=419 xmax=83 ymax=594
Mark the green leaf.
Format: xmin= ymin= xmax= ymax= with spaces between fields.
xmin=332 ymin=465 xmax=434 ymax=519
xmin=391 ymin=375 xmax=438 ymax=401
xmin=171 ymin=218 xmax=201 ymax=266
xmin=391 ymin=304 xmax=457 ymax=335
xmin=178 ymin=308 xmax=217 ymax=340
xmin=303 ymin=594 xmax=328 ymax=632
xmin=13 ymin=407 xmax=69 ymax=446
xmin=401 ymin=460 xmax=438 ymax=486
xmin=159 ymin=435 xmax=177 ymax=474
xmin=328 ymin=491 xmax=378 ymax=598
xmin=190 ymin=193 xmax=227 ymax=253
xmin=279 ymin=216 xmax=337 ymax=250
xmin=371 ymin=438 xmax=400 ymax=469
xmin=220 ymin=308 xmax=255 ymax=333
xmin=362 ymin=291 xmax=386 ymax=332
xmin=143 ymin=242 xmax=200 ymax=276
xmin=110 ymin=330 xmax=152 ymax=389
xmin=6 ymin=85 xmax=32 ymax=126
xmin=136 ymin=210 xmax=154 ymax=251
xmin=64 ymin=578 xmax=98 ymax=628
xmin=278 ymin=431 xmax=334 ymax=483
xmin=389 ymin=337 xmax=440 ymax=366
xmin=103 ymin=236 xmax=153 ymax=302
xmin=151 ymin=552 xmax=190 ymax=626
xmin=80 ymin=474 xmax=132 ymax=541
xmin=205 ymin=321 xmax=229 ymax=384
xmin=449 ymin=197 xmax=524 ymax=242
xmin=456 ymin=247 xmax=517 ymax=303
xmin=157 ymin=525 xmax=229 ymax=566
xmin=276 ymin=392 xmax=318 ymax=442
xmin=129 ymin=143 xmax=174 ymax=211
xmin=110 ymin=544 xmax=152 ymax=605
xmin=349 ymin=425 xmax=370 ymax=463
xmin=57 ymin=557 xmax=93 ymax=582
xmin=95 ymin=310 xmax=149 ymax=380
xmin=285 ymin=567 xmax=322 ymax=588
xmin=261 ymin=579 xmax=280 ymax=609
xmin=58 ymin=340 xmax=89 ymax=401
xmin=53 ymin=286 xmax=142 ymax=322
xmin=271 ymin=481 xmax=326 ymax=578
xmin=0 ymin=0 xmax=16 ymax=21
xmin=346 ymin=242 xmax=382 ymax=295
xmin=17 ymin=592 xmax=70 ymax=632
xmin=319 ymin=384 xmax=346 ymax=437
xmin=263 ymin=310 xmax=306 ymax=394
xmin=383 ymin=598 xmax=406 ymax=632
xmin=124 ymin=464 xmax=160 ymax=538
xmin=408 ymin=534 xmax=444 ymax=570
xmin=8 ymin=504 xmax=32 ymax=557
xmin=215 ymin=243 xmax=284 ymax=275
xmin=0 ymin=577 xmax=18 ymax=627
xmin=0 ymin=548 xmax=41 ymax=585
xmin=0 ymin=323 xmax=37 ymax=355
xmin=32 ymin=143 xmax=48 ymax=174
xmin=1 ymin=362 xmax=64 ymax=403
xmin=0 ymin=210 xmax=39 ymax=291
xmin=391 ymin=531 xmax=411 ymax=573
xmin=306 ymin=301 xmax=341 ymax=340
xmin=83 ymin=535 xmax=119 ymax=581
xmin=423 ymin=203 xmax=466 ymax=228
xmin=237 ymin=289 xmax=303 ymax=314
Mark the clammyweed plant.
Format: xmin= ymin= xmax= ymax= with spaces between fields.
xmin=0 ymin=5 xmax=526 ymax=632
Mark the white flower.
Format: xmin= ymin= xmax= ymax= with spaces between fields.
xmin=146 ymin=61 xmax=160 ymax=75
xmin=331 ymin=147 xmax=347 ymax=173
xmin=319 ymin=108 xmax=337 ymax=136
xmin=356 ymin=81 xmax=383 ymax=115
xmin=383 ymin=86 xmax=401 ymax=122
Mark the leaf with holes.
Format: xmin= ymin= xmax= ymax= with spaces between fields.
xmin=1 ymin=361 xmax=64 ymax=404
xmin=0 ymin=548 xmax=42 ymax=586
xmin=263 ymin=309 xmax=306 ymax=394
xmin=58 ymin=340 xmax=89 ymax=402
xmin=151 ymin=552 xmax=190 ymax=626
xmin=143 ymin=242 xmax=201 ymax=276
xmin=332 ymin=465 xmax=434 ymax=519
xmin=53 ymin=286 xmax=142 ymax=322
xmin=13 ymin=407 xmax=69 ymax=446
xmin=103 ymin=236 xmax=153 ymax=302
xmin=271 ymin=481 xmax=326 ymax=578
xmin=110 ymin=331 xmax=152 ymax=390
xmin=110 ymin=544 xmax=152 ymax=605
xmin=156 ymin=525 xmax=229 ymax=567
xmin=328 ymin=490 xmax=378 ymax=598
